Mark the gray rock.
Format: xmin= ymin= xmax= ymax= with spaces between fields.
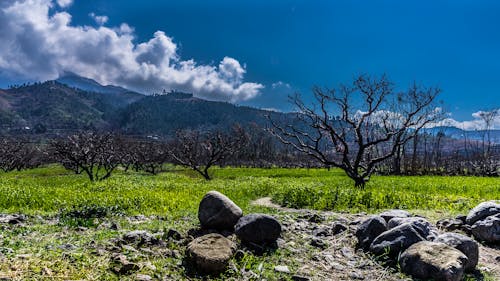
xmin=466 ymin=200 xmax=500 ymax=225
xmin=437 ymin=218 xmax=465 ymax=232
xmin=235 ymin=213 xmax=282 ymax=244
xmin=369 ymin=223 xmax=425 ymax=258
xmin=387 ymin=216 xmax=438 ymax=240
xmin=135 ymin=274 xmax=153 ymax=281
xmin=122 ymin=230 xmax=161 ymax=246
xmin=110 ymin=253 xmax=140 ymax=275
xmin=355 ymin=216 xmax=387 ymax=251
xmin=332 ymin=222 xmax=348 ymax=235
xmin=274 ymin=265 xmax=291 ymax=273
xmin=379 ymin=209 xmax=411 ymax=222
xmin=399 ymin=241 xmax=468 ymax=281
xmin=198 ymin=191 xmax=243 ymax=230
xmin=471 ymin=214 xmax=500 ymax=243
xmin=186 ymin=233 xmax=236 ymax=273
xmin=435 ymin=232 xmax=479 ymax=272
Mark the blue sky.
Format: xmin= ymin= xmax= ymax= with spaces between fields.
xmin=0 ymin=0 xmax=499 ymax=127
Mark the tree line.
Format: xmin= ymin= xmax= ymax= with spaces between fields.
xmin=0 ymin=75 xmax=498 ymax=186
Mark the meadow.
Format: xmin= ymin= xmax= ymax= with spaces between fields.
xmin=0 ymin=165 xmax=498 ymax=218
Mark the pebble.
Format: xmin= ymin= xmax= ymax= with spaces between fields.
xmin=274 ymin=265 xmax=291 ymax=274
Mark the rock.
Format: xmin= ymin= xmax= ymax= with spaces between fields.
xmin=110 ymin=254 xmax=139 ymax=275
xmin=186 ymin=233 xmax=236 ymax=274
xmin=235 ymin=214 xmax=282 ymax=245
xmin=0 ymin=214 xmax=26 ymax=224
xmin=435 ymin=232 xmax=479 ymax=272
xmin=198 ymin=191 xmax=243 ymax=230
xmin=291 ymin=275 xmax=310 ymax=281
xmin=355 ymin=216 xmax=387 ymax=251
xmin=471 ymin=214 xmax=500 ymax=243
xmin=399 ymin=241 xmax=468 ymax=281
xmin=166 ymin=229 xmax=182 ymax=240
xmin=122 ymin=230 xmax=161 ymax=246
xmin=437 ymin=218 xmax=465 ymax=232
xmin=332 ymin=222 xmax=348 ymax=235
xmin=310 ymin=237 xmax=328 ymax=249
xmin=369 ymin=223 xmax=425 ymax=258
xmin=379 ymin=209 xmax=411 ymax=222
xmin=274 ymin=265 xmax=291 ymax=274
xmin=387 ymin=217 xmax=438 ymax=240
xmin=466 ymin=200 xmax=500 ymax=225
xmin=312 ymin=226 xmax=330 ymax=237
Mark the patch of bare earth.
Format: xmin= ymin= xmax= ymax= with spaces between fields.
xmin=252 ymin=197 xmax=500 ymax=281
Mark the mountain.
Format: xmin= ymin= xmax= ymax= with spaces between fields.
xmin=0 ymin=81 xmax=142 ymax=132
xmin=57 ymin=73 xmax=132 ymax=95
xmin=422 ymin=126 xmax=500 ymax=144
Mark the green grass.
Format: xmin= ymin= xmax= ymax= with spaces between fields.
xmin=0 ymin=165 xmax=498 ymax=280
xmin=0 ymin=165 xmax=498 ymax=217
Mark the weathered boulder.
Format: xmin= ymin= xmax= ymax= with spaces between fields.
xmin=399 ymin=241 xmax=468 ymax=281
xmin=235 ymin=213 xmax=282 ymax=245
xmin=355 ymin=216 xmax=387 ymax=251
xmin=379 ymin=209 xmax=411 ymax=223
xmin=465 ymin=200 xmax=500 ymax=225
xmin=387 ymin=216 xmax=438 ymax=240
xmin=198 ymin=191 xmax=243 ymax=230
xmin=369 ymin=223 xmax=425 ymax=258
xmin=435 ymin=232 xmax=479 ymax=272
xmin=471 ymin=214 xmax=500 ymax=243
xmin=186 ymin=233 xmax=236 ymax=274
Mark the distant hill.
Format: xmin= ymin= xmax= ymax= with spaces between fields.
xmin=57 ymin=73 xmax=133 ymax=95
xmin=422 ymin=126 xmax=500 ymax=144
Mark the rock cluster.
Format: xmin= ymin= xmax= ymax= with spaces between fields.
xmin=357 ymin=201 xmax=500 ymax=281
xmin=188 ymin=190 xmax=282 ymax=274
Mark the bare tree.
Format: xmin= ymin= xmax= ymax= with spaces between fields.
xmin=269 ymin=75 xmax=442 ymax=188
xmin=51 ymin=132 xmax=122 ymax=181
xmin=0 ymin=138 xmax=40 ymax=172
xmin=168 ymin=126 xmax=248 ymax=180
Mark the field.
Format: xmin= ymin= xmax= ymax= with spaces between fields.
xmin=0 ymin=165 xmax=498 ymax=280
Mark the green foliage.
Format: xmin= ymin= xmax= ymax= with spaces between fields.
xmin=0 ymin=165 xmax=497 ymax=217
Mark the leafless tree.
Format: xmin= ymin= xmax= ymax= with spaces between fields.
xmin=168 ymin=126 xmax=248 ymax=180
xmin=51 ymin=132 xmax=123 ymax=181
xmin=269 ymin=74 xmax=443 ymax=188
xmin=0 ymin=138 xmax=40 ymax=172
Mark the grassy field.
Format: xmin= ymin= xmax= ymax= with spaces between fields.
xmin=0 ymin=165 xmax=498 ymax=217
xmin=0 ymin=165 xmax=497 ymax=280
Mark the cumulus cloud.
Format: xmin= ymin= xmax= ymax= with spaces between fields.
xmin=56 ymin=0 xmax=72 ymax=8
xmin=89 ymin=12 xmax=108 ymax=25
xmin=0 ymin=0 xmax=263 ymax=102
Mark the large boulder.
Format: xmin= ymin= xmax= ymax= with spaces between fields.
xmin=198 ymin=191 xmax=243 ymax=230
xmin=379 ymin=209 xmax=411 ymax=223
xmin=234 ymin=214 xmax=281 ymax=245
xmin=186 ymin=233 xmax=236 ymax=274
xmin=465 ymin=201 xmax=500 ymax=225
xmin=471 ymin=214 xmax=500 ymax=243
xmin=387 ymin=217 xmax=438 ymax=240
xmin=434 ymin=232 xmax=479 ymax=272
xmin=369 ymin=223 xmax=425 ymax=258
xmin=355 ymin=216 xmax=387 ymax=251
xmin=399 ymin=241 xmax=468 ymax=281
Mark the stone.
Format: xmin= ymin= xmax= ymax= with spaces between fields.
xmin=379 ymin=209 xmax=411 ymax=222
xmin=110 ymin=254 xmax=139 ymax=275
xmin=166 ymin=229 xmax=182 ymax=240
xmin=274 ymin=265 xmax=291 ymax=274
xmin=122 ymin=230 xmax=161 ymax=246
xmin=186 ymin=233 xmax=236 ymax=274
xmin=332 ymin=222 xmax=348 ymax=235
xmin=310 ymin=237 xmax=328 ymax=249
xmin=198 ymin=191 xmax=242 ymax=230
xmin=435 ymin=232 xmax=479 ymax=272
xmin=291 ymin=275 xmax=310 ymax=281
xmin=399 ymin=241 xmax=468 ymax=281
xmin=387 ymin=216 xmax=438 ymax=240
xmin=235 ymin=213 xmax=282 ymax=245
xmin=355 ymin=216 xmax=387 ymax=251
xmin=465 ymin=200 xmax=500 ymax=225
xmin=437 ymin=218 xmax=465 ymax=232
xmin=471 ymin=214 xmax=500 ymax=243
xmin=135 ymin=274 xmax=153 ymax=281
xmin=369 ymin=223 xmax=425 ymax=258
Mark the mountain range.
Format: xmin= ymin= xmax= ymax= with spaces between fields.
xmin=0 ymin=75 xmax=498 ymax=143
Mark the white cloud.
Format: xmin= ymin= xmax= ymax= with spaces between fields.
xmin=56 ymin=0 xmax=72 ymax=8
xmin=89 ymin=12 xmax=108 ymax=25
xmin=436 ymin=109 xmax=500 ymax=130
xmin=0 ymin=0 xmax=263 ymax=102
xmin=271 ymin=81 xmax=291 ymax=89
